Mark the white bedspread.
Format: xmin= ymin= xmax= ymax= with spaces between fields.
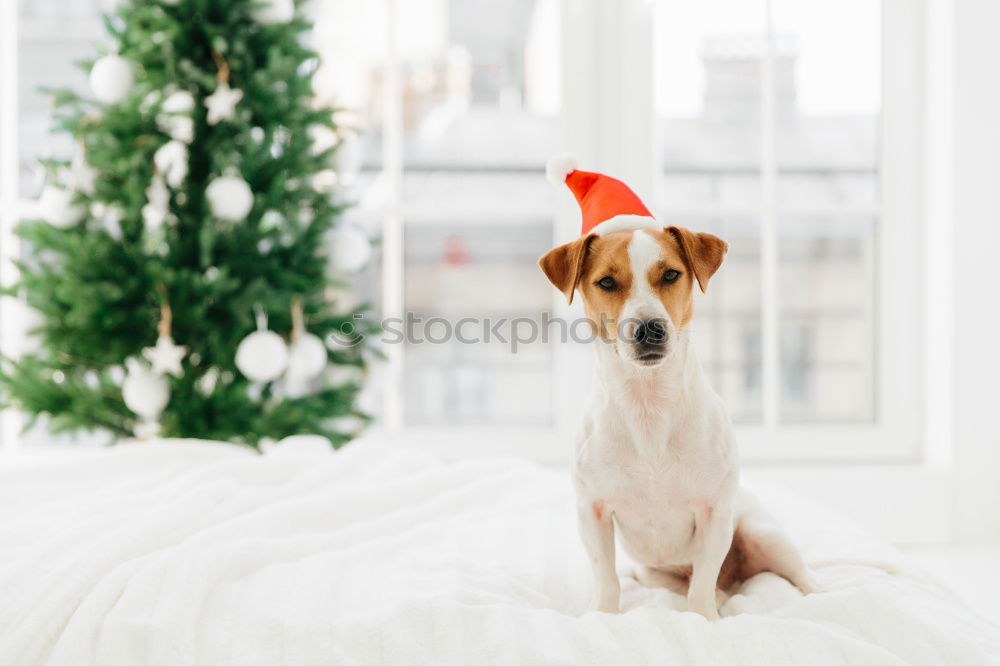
xmin=0 ymin=439 xmax=997 ymax=666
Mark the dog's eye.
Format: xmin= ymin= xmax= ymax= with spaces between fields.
xmin=596 ymin=276 xmax=617 ymax=291
xmin=662 ymin=269 xmax=681 ymax=284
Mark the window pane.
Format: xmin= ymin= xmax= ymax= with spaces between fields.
xmin=19 ymin=1 xmax=110 ymax=198
xmin=772 ymin=0 xmax=880 ymax=423
xmin=315 ymin=0 xmax=561 ymax=427
xmin=772 ymin=0 xmax=881 ymax=207
xmin=778 ymin=215 xmax=876 ymax=422
xmin=315 ymin=0 xmax=561 ymax=211
xmin=661 ymin=214 xmax=762 ymax=423
xmin=656 ymin=1 xmax=765 ymax=208
xmin=403 ymin=220 xmax=553 ymax=426
xmin=396 ymin=0 xmax=560 ymax=209
xmin=15 ymin=1 xmax=113 ymax=447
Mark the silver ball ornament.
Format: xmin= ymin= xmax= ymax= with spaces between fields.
xmin=285 ymin=332 xmax=327 ymax=383
xmin=38 ymin=185 xmax=84 ymax=228
xmin=89 ymin=55 xmax=134 ymax=104
xmin=206 ymin=175 xmax=254 ymax=221
xmin=328 ymin=225 xmax=371 ymax=273
xmin=235 ymin=330 xmax=288 ymax=382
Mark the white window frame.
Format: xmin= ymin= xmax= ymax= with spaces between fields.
xmin=0 ymin=0 xmax=22 ymax=455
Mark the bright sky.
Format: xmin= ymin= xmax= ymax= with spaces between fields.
xmin=655 ymin=0 xmax=881 ymax=117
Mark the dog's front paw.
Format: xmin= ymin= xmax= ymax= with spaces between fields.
xmin=588 ymin=594 xmax=620 ymax=614
xmin=687 ymin=600 xmax=720 ymax=620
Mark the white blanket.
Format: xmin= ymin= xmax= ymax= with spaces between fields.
xmin=0 ymin=439 xmax=997 ymax=666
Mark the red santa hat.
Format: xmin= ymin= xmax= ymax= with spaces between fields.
xmin=546 ymin=154 xmax=658 ymax=236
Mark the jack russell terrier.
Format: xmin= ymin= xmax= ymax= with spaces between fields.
xmin=539 ymin=156 xmax=818 ymax=620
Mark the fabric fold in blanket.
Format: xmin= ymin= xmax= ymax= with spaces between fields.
xmin=0 ymin=439 xmax=996 ymax=665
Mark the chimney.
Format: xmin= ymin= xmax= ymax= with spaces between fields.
xmin=701 ymin=33 xmax=798 ymax=122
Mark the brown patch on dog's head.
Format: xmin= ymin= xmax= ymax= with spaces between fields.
xmin=537 ymin=233 xmax=598 ymax=305
xmin=664 ymin=226 xmax=728 ymax=294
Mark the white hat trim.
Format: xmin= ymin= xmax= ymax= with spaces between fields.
xmin=588 ymin=214 xmax=660 ymax=236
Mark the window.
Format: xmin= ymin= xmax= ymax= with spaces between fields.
xmin=315 ymin=0 xmax=921 ymax=461
xmin=313 ymin=0 xmax=562 ymax=432
xmin=1 ymin=0 xmax=922 ymax=461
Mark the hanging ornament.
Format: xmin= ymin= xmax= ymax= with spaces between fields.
xmin=37 ymin=185 xmax=84 ymax=228
xmin=206 ymin=174 xmax=254 ymax=221
xmin=89 ymin=54 xmax=134 ymax=104
xmin=69 ymin=148 xmax=98 ymax=196
xmin=327 ymin=224 xmax=371 ymax=273
xmin=156 ymin=89 xmax=196 ymax=143
xmin=235 ymin=306 xmax=288 ymax=382
xmin=142 ymin=300 xmax=187 ymax=377
xmin=153 ymin=140 xmax=188 ymax=188
xmin=122 ymin=357 xmax=170 ymax=422
xmin=204 ymin=50 xmax=244 ymax=126
xmin=204 ymin=82 xmax=243 ymax=125
xmin=285 ymin=298 xmax=327 ymax=384
xmin=144 ymin=336 xmax=186 ymax=376
xmin=142 ymin=173 xmax=170 ymax=230
xmin=332 ymin=132 xmax=362 ymax=185
xmin=251 ymin=0 xmax=295 ymax=25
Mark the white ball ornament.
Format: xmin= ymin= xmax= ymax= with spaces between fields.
xmin=235 ymin=310 xmax=288 ymax=382
xmin=286 ymin=332 xmax=327 ymax=383
xmin=328 ymin=225 xmax=371 ymax=273
xmin=251 ymin=0 xmax=295 ymax=24
xmin=38 ymin=185 xmax=84 ymax=228
xmin=207 ymin=175 xmax=254 ymax=221
xmin=122 ymin=358 xmax=170 ymax=420
xmin=89 ymin=55 xmax=134 ymax=104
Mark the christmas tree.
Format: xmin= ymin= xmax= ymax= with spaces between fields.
xmin=0 ymin=0 xmax=379 ymax=449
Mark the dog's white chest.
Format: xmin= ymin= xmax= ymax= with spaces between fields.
xmin=574 ymin=406 xmax=737 ymax=568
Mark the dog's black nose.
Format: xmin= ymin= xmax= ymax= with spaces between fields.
xmin=634 ymin=318 xmax=668 ymax=346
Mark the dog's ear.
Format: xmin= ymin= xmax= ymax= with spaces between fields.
xmin=538 ymin=234 xmax=597 ymax=305
xmin=665 ymin=226 xmax=728 ymax=293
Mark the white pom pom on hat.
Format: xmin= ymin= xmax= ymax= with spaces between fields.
xmin=546 ymin=153 xmax=579 ymax=185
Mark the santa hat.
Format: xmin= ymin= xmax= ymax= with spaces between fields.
xmin=546 ymin=154 xmax=658 ymax=236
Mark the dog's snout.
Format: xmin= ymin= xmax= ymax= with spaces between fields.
xmin=634 ymin=319 xmax=668 ymax=346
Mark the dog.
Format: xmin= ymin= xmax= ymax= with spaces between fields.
xmin=539 ymin=156 xmax=818 ymax=619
